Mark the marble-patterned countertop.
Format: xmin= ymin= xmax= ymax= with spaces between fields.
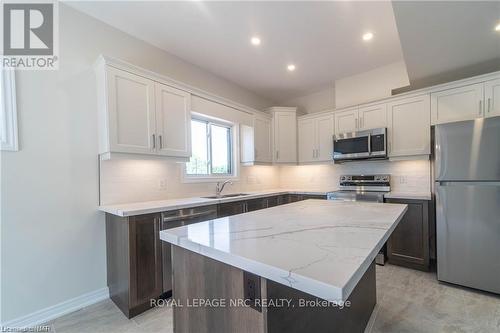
xmin=160 ymin=199 xmax=407 ymax=302
xmin=98 ymin=189 xmax=330 ymax=217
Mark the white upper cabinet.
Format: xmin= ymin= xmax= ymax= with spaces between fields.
xmin=388 ymin=94 xmax=430 ymax=157
xmin=241 ymin=114 xmax=272 ymax=165
xmin=98 ymin=62 xmax=191 ymax=159
xmin=431 ymin=83 xmax=484 ymax=125
xmin=269 ymin=107 xmax=297 ymax=163
xmin=298 ymin=113 xmax=334 ymax=163
xmin=254 ymin=116 xmax=272 ymax=163
xmin=298 ymin=118 xmax=316 ymax=163
xmin=315 ymin=114 xmax=334 ymax=161
xmin=358 ymin=103 xmax=387 ymax=130
xmin=334 ymin=108 xmax=358 ymax=134
xmin=485 ymin=78 xmax=500 ymax=118
xmin=105 ymin=66 xmax=156 ymax=155
xmin=155 ymin=83 xmax=191 ymax=157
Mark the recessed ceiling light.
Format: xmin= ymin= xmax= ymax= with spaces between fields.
xmin=251 ymin=36 xmax=261 ymax=46
xmin=495 ymin=23 xmax=500 ymax=32
xmin=362 ymin=32 xmax=374 ymax=41
xmin=287 ymin=64 xmax=296 ymax=72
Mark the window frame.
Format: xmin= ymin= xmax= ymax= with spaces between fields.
xmin=1 ymin=69 xmax=18 ymax=151
xmin=182 ymin=113 xmax=239 ymax=183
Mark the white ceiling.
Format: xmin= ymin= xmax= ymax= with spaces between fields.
xmin=392 ymin=1 xmax=500 ymax=85
xmin=68 ymin=1 xmax=405 ymax=103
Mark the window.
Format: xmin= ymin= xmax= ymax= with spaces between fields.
xmin=185 ymin=117 xmax=234 ymax=178
xmin=0 ymin=69 xmax=18 ymax=151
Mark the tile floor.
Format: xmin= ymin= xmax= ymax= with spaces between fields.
xmin=44 ymin=264 xmax=500 ymax=333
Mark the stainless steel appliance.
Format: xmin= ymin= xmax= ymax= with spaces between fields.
xmin=161 ymin=205 xmax=218 ymax=295
xmin=333 ymin=127 xmax=387 ymax=162
xmin=435 ymin=117 xmax=500 ymax=294
xmin=327 ymin=174 xmax=390 ymax=202
xmin=327 ymin=174 xmax=391 ymax=264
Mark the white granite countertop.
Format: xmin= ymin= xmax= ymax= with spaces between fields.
xmin=160 ymin=200 xmax=407 ymax=302
xmin=98 ymin=189 xmax=329 ymax=217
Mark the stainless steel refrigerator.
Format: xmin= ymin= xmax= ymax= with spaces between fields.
xmin=435 ymin=117 xmax=500 ymax=294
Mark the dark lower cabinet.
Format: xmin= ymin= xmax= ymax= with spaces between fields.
xmin=267 ymin=196 xmax=280 ymax=207
xmin=217 ymin=201 xmax=246 ymax=217
xmin=301 ymin=194 xmax=327 ymax=200
xmin=385 ymin=198 xmax=430 ymax=271
xmin=288 ymin=194 xmax=303 ymax=202
xmin=106 ymin=213 xmax=162 ymax=318
xmin=246 ymin=198 xmax=268 ymax=212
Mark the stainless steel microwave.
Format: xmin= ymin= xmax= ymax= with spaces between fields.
xmin=333 ymin=127 xmax=387 ymax=162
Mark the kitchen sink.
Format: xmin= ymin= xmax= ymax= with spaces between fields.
xmin=202 ymin=193 xmax=250 ymax=199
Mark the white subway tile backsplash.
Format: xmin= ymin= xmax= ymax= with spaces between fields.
xmin=100 ymin=159 xmax=431 ymax=205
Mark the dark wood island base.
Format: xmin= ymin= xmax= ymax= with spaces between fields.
xmin=171 ymin=245 xmax=376 ymax=333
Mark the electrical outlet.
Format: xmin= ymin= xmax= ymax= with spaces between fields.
xmin=243 ymin=271 xmax=261 ymax=312
xmin=399 ymin=176 xmax=407 ymax=185
xmin=158 ymin=179 xmax=168 ymax=190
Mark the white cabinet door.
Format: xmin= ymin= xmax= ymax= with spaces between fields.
xmin=388 ymin=94 xmax=431 ymax=157
xmin=298 ymin=118 xmax=316 ymax=163
xmin=485 ymin=78 xmax=500 ymax=118
xmin=240 ymin=124 xmax=255 ymax=164
xmin=155 ymin=83 xmax=191 ymax=157
xmin=431 ymin=83 xmax=484 ymax=125
xmin=254 ymin=116 xmax=272 ymax=163
xmin=315 ymin=114 xmax=334 ymax=161
xmin=107 ymin=66 xmax=156 ymax=154
xmin=358 ymin=103 xmax=387 ymax=130
xmin=273 ymin=111 xmax=297 ymax=163
xmin=334 ymin=108 xmax=358 ymax=134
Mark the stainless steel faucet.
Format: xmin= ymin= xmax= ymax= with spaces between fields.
xmin=215 ymin=180 xmax=233 ymax=197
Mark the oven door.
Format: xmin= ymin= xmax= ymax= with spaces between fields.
xmin=333 ymin=133 xmax=370 ymax=160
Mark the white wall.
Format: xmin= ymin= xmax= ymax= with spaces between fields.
xmin=0 ymin=4 xmax=272 ymax=324
xmin=335 ymin=61 xmax=410 ymax=108
xmin=279 ymin=159 xmax=431 ymax=194
xmin=282 ymin=85 xmax=335 ymax=114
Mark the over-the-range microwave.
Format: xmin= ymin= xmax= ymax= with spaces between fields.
xmin=333 ymin=127 xmax=387 ymax=162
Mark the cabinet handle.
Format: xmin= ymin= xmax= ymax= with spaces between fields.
xmin=488 ymin=98 xmax=491 ymax=113
xmin=152 ymin=134 xmax=156 ymax=149
xmin=254 ymin=149 xmax=258 ymax=159
xmin=355 ymin=118 xmax=358 ymax=129
xmin=360 ymin=117 xmax=363 ymax=129
xmin=159 ymin=135 xmax=163 ymax=149
xmin=276 ymin=150 xmax=279 ymax=160
xmin=479 ymin=100 xmax=482 ymax=115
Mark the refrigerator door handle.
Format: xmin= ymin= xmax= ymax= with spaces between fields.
xmin=436 ymin=181 xmax=500 ymax=186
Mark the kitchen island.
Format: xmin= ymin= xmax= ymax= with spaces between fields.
xmin=160 ymin=199 xmax=407 ymax=333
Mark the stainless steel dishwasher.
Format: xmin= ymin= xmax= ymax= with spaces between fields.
xmin=160 ymin=205 xmax=218 ymax=296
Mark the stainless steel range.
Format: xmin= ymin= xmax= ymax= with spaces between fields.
xmin=327 ymin=174 xmax=391 ymax=203
xmin=327 ymin=174 xmax=391 ymax=265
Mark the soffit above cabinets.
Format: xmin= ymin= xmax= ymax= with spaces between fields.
xmin=392 ymin=1 xmax=500 ymax=88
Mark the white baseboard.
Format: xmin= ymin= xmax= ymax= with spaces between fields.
xmin=1 ymin=287 xmax=109 ymax=328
